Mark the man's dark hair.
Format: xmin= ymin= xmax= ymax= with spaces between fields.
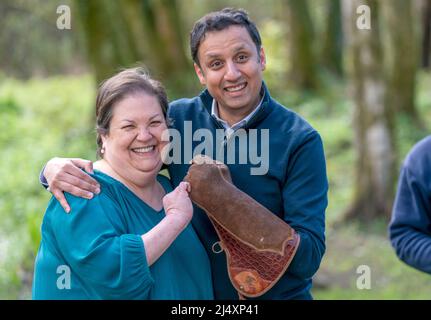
xmin=190 ymin=8 xmax=262 ymax=67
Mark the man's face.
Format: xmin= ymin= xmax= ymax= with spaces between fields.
xmin=194 ymin=25 xmax=266 ymax=119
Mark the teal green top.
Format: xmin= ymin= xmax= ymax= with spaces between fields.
xmin=32 ymin=171 xmax=213 ymax=300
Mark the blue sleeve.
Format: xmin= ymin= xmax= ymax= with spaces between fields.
xmin=49 ymin=193 xmax=155 ymax=299
xmin=39 ymin=165 xmax=49 ymax=188
xmin=282 ymin=132 xmax=328 ymax=279
xmin=389 ymin=164 xmax=431 ymax=274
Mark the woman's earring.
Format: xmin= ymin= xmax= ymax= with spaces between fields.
xmin=101 ymin=146 xmax=105 ymax=154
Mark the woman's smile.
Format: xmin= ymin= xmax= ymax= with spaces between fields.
xmin=131 ymin=145 xmax=156 ymax=155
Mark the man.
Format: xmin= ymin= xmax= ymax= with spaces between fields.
xmin=389 ymin=136 xmax=431 ymax=274
xmin=40 ymin=8 xmax=328 ymax=299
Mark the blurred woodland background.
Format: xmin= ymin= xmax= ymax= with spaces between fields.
xmin=1 ymin=0 xmax=431 ymax=299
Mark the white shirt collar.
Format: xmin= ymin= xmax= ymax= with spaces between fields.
xmin=211 ymin=92 xmax=265 ymax=131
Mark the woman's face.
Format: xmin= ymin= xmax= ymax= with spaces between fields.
xmin=101 ymin=92 xmax=168 ymax=182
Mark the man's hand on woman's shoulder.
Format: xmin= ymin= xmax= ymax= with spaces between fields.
xmin=44 ymin=157 xmax=100 ymax=213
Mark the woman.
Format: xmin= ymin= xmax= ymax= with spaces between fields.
xmin=32 ymin=68 xmax=213 ymax=299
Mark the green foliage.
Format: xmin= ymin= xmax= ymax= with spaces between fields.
xmin=0 ymin=0 xmax=85 ymax=79
xmin=259 ymin=19 xmax=289 ymax=93
xmin=0 ymin=75 xmax=96 ymax=299
xmin=396 ymin=71 xmax=431 ymax=160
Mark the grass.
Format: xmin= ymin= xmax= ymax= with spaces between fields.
xmin=0 ymin=71 xmax=430 ymax=299
xmin=312 ymin=223 xmax=431 ymax=299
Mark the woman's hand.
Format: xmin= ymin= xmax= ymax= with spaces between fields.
xmin=141 ymin=182 xmax=193 ymax=266
xmin=162 ymin=182 xmax=193 ymax=227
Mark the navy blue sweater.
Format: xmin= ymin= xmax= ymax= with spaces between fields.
xmin=389 ymin=136 xmax=431 ymax=274
xmin=167 ymin=83 xmax=328 ymax=299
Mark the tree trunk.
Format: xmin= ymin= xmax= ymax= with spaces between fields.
xmin=75 ymin=0 xmax=123 ymax=84
xmin=342 ymin=0 xmax=396 ymax=222
xmin=321 ymin=0 xmax=343 ymax=76
xmin=147 ymin=0 xmax=194 ymax=93
xmin=381 ymin=0 xmax=420 ymax=122
xmin=421 ymin=0 xmax=431 ymax=69
xmin=284 ymin=0 xmax=318 ymax=91
xmin=74 ymin=0 xmax=193 ymax=94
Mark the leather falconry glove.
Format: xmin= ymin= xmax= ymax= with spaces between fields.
xmin=184 ymin=155 xmax=300 ymax=298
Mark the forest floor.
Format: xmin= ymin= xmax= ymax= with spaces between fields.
xmin=312 ymin=222 xmax=431 ymax=299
